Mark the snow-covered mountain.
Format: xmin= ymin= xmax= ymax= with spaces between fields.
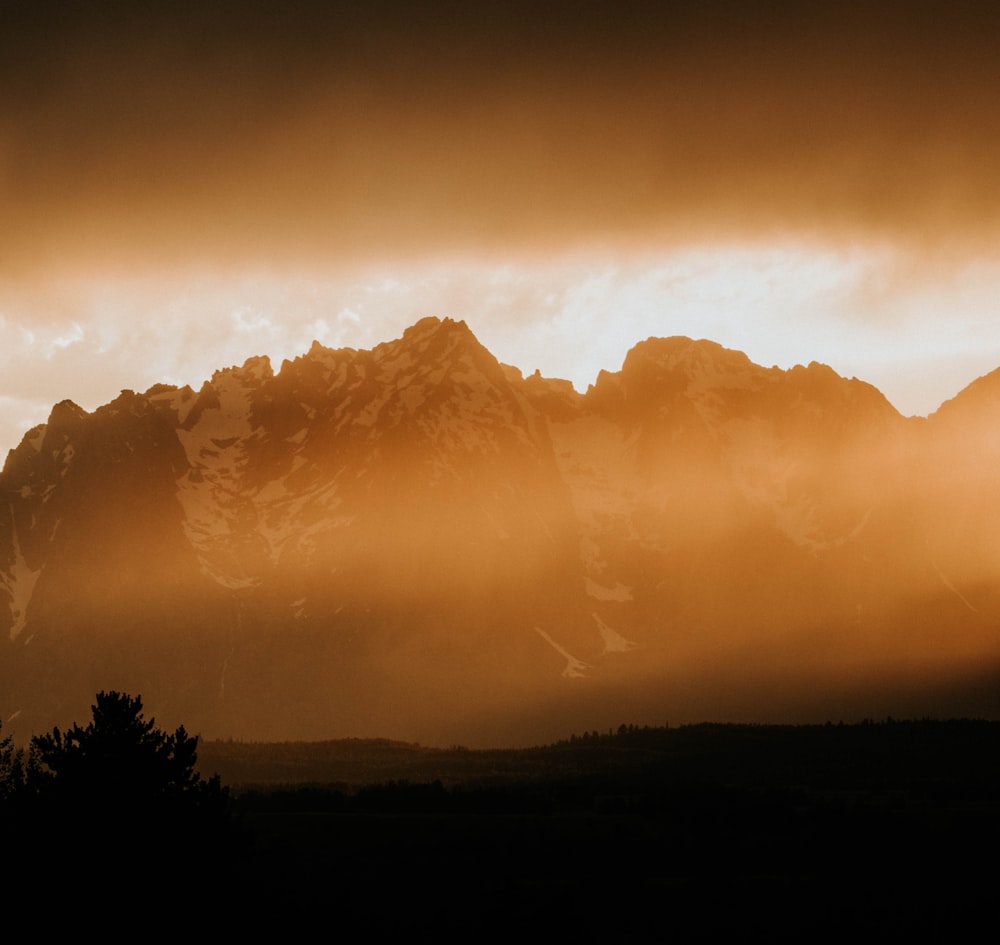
xmin=2 ymin=317 xmax=998 ymax=745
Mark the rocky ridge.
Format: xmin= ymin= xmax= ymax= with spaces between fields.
xmin=2 ymin=317 xmax=998 ymax=745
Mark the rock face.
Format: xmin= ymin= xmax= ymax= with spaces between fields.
xmin=2 ymin=318 xmax=999 ymax=745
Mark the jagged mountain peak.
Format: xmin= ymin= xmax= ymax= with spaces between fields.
xmin=277 ymin=340 xmax=360 ymax=382
xmin=519 ymin=369 xmax=584 ymax=420
xmin=585 ymin=335 xmax=771 ymax=418
xmin=45 ymin=399 xmax=90 ymax=431
xmin=582 ymin=334 xmax=900 ymax=428
xmin=624 ymin=335 xmax=757 ymax=374
xmin=932 ymin=365 xmax=1000 ymax=423
xmin=277 ymin=318 xmax=491 ymax=402
xmin=3 ymin=317 xmax=1000 ymax=744
xmin=210 ymin=354 xmax=274 ymax=387
xmin=784 ymin=361 xmax=901 ymax=421
xmin=618 ymin=335 xmax=766 ymax=398
xmin=342 ymin=317 xmax=519 ymax=434
xmin=1 ymin=400 xmax=89 ymax=485
xmin=398 ymin=314 xmax=471 ymax=343
xmin=374 ymin=316 xmax=495 ymax=376
xmin=927 ymin=365 xmax=1000 ymax=464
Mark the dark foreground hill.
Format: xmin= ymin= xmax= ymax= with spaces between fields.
xmin=214 ymin=720 xmax=1000 ymax=938
xmin=7 ymin=719 xmax=998 ymax=938
xmin=201 ymin=717 xmax=1000 ymax=793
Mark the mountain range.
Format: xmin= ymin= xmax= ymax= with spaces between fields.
xmin=2 ymin=317 xmax=999 ymax=745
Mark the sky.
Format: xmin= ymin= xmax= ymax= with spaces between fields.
xmin=4 ymin=0 xmax=1000 ymax=456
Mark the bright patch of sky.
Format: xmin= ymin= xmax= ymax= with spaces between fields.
xmin=2 ymin=243 xmax=1000 ymax=456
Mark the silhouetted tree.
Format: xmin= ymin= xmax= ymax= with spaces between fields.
xmin=31 ymin=690 xmax=229 ymax=840
xmin=17 ymin=693 xmax=234 ymax=908
xmin=0 ymin=720 xmax=40 ymax=806
xmin=0 ymin=719 xmax=22 ymax=803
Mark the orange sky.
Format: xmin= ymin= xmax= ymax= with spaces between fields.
xmin=3 ymin=1 xmax=1000 ymax=453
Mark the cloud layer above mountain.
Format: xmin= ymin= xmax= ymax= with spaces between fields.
xmin=3 ymin=1 xmax=1000 ymax=453
xmin=6 ymin=1 xmax=1000 ymax=264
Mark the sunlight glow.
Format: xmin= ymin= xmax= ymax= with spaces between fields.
xmin=3 ymin=242 xmax=1000 ymax=455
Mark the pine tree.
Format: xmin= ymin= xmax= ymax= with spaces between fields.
xmin=25 ymin=691 xmax=233 ymax=898
xmin=32 ymin=690 xmax=224 ymax=817
xmin=0 ymin=719 xmax=22 ymax=802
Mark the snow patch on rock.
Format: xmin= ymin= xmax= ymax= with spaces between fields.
xmin=586 ymin=578 xmax=634 ymax=601
xmin=2 ymin=518 xmax=41 ymax=640
xmin=535 ymin=627 xmax=591 ymax=678
xmin=593 ymin=613 xmax=637 ymax=653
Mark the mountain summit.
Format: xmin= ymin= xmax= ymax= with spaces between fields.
xmin=2 ymin=319 xmax=998 ymax=745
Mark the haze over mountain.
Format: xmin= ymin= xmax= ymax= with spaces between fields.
xmin=2 ymin=317 xmax=999 ymax=745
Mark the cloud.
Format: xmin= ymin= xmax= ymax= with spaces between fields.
xmin=4 ymin=5 xmax=1000 ymax=450
xmin=5 ymin=2 xmax=1000 ymax=276
xmin=5 ymin=242 xmax=1000 ymax=459
xmin=49 ymin=322 xmax=85 ymax=354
